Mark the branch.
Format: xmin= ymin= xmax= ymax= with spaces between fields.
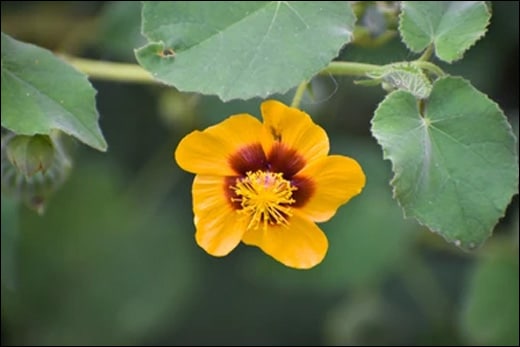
xmin=61 ymin=56 xmax=156 ymax=84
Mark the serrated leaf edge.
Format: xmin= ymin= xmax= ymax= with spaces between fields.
xmin=370 ymin=76 xmax=518 ymax=250
xmin=398 ymin=1 xmax=492 ymax=63
xmin=136 ymin=2 xmax=357 ymax=101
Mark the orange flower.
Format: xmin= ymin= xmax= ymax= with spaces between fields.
xmin=175 ymin=100 xmax=366 ymax=269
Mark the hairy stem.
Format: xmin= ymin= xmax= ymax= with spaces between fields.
xmin=61 ymin=56 xmax=155 ymax=84
xmin=414 ymin=61 xmax=445 ymax=77
xmin=319 ymin=61 xmax=383 ymax=76
xmin=63 ymin=56 xmax=445 ymax=89
xmin=418 ymin=44 xmax=434 ymax=62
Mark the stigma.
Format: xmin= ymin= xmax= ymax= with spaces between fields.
xmin=231 ymin=170 xmax=297 ymax=231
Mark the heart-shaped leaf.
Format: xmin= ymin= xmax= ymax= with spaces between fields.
xmin=136 ymin=1 xmax=355 ymax=101
xmin=371 ymin=77 xmax=518 ymax=249
xmin=399 ymin=1 xmax=490 ymax=62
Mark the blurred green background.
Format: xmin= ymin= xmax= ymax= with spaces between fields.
xmin=1 ymin=2 xmax=518 ymax=345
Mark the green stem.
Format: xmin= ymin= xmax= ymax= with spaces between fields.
xmin=291 ymin=81 xmax=308 ymax=109
xmin=63 ymin=56 xmax=445 ymax=89
xmin=61 ymin=56 xmax=156 ymax=84
xmin=414 ymin=61 xmax=445 ymax=77
xmin=418 ymin=44 xmax=434 ymax=62
xmin=319 ymin=61 xmax=383 ymax=76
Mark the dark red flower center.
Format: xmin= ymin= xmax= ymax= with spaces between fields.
xmin=225 ymin=142 xmax=315 ymax=211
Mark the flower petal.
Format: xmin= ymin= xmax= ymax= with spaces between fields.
xmin=296 ymin=155 xmax=366 ymax=222
xmin=175 ymin=114 xmax=263 ymax=175
xmin=241 ymin=212 xmax=328 ymax=269
xmin=260 ymin=100 xmax=329 ymax=164
xmin=193 ymin=175 xmax=247 ymax=256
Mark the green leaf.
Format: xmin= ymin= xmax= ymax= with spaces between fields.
xmin=459 ymin=244 xmax=519 ymax=345
xmin=371 ymin=77 xmax=518 ymax=249
xmin=1 ymin=32 xmax=107 ymax=151
xmin=136 ymin=1 xmax=355 ymax=101
xmin=399 ymin=1 xmax=490 ymax=62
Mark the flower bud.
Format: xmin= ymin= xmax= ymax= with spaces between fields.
xmin=6 ymin=134 xmax=54 ymax=178
xmin=2 ymin=132 xmax=72 ymax=214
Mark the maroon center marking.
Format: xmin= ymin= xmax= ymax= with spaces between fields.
xmin=290 ymin=175 xmax=315 ymax=207
xmin=224 ymin=176 xmax=242 ymax=210
xmin=267 ymin=142 xmax=305 ymax=178
xmin=225 ymin=142 xmax=314 ymax=210
xmin=229 ymin=143 xmax=268 ymax=174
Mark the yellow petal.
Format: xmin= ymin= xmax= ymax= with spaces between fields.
xmin=193 ymin=175 xmax=247 ymax=256
xmin=297 ymin=155 xmax=366 ymax=222
xmin=260 ymin=100 xmax=329 ymax=164
xmin=241 ymin=212 xmax=328 ymax=269
xmin=175 ymin=114 xmax=263 ymax=175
